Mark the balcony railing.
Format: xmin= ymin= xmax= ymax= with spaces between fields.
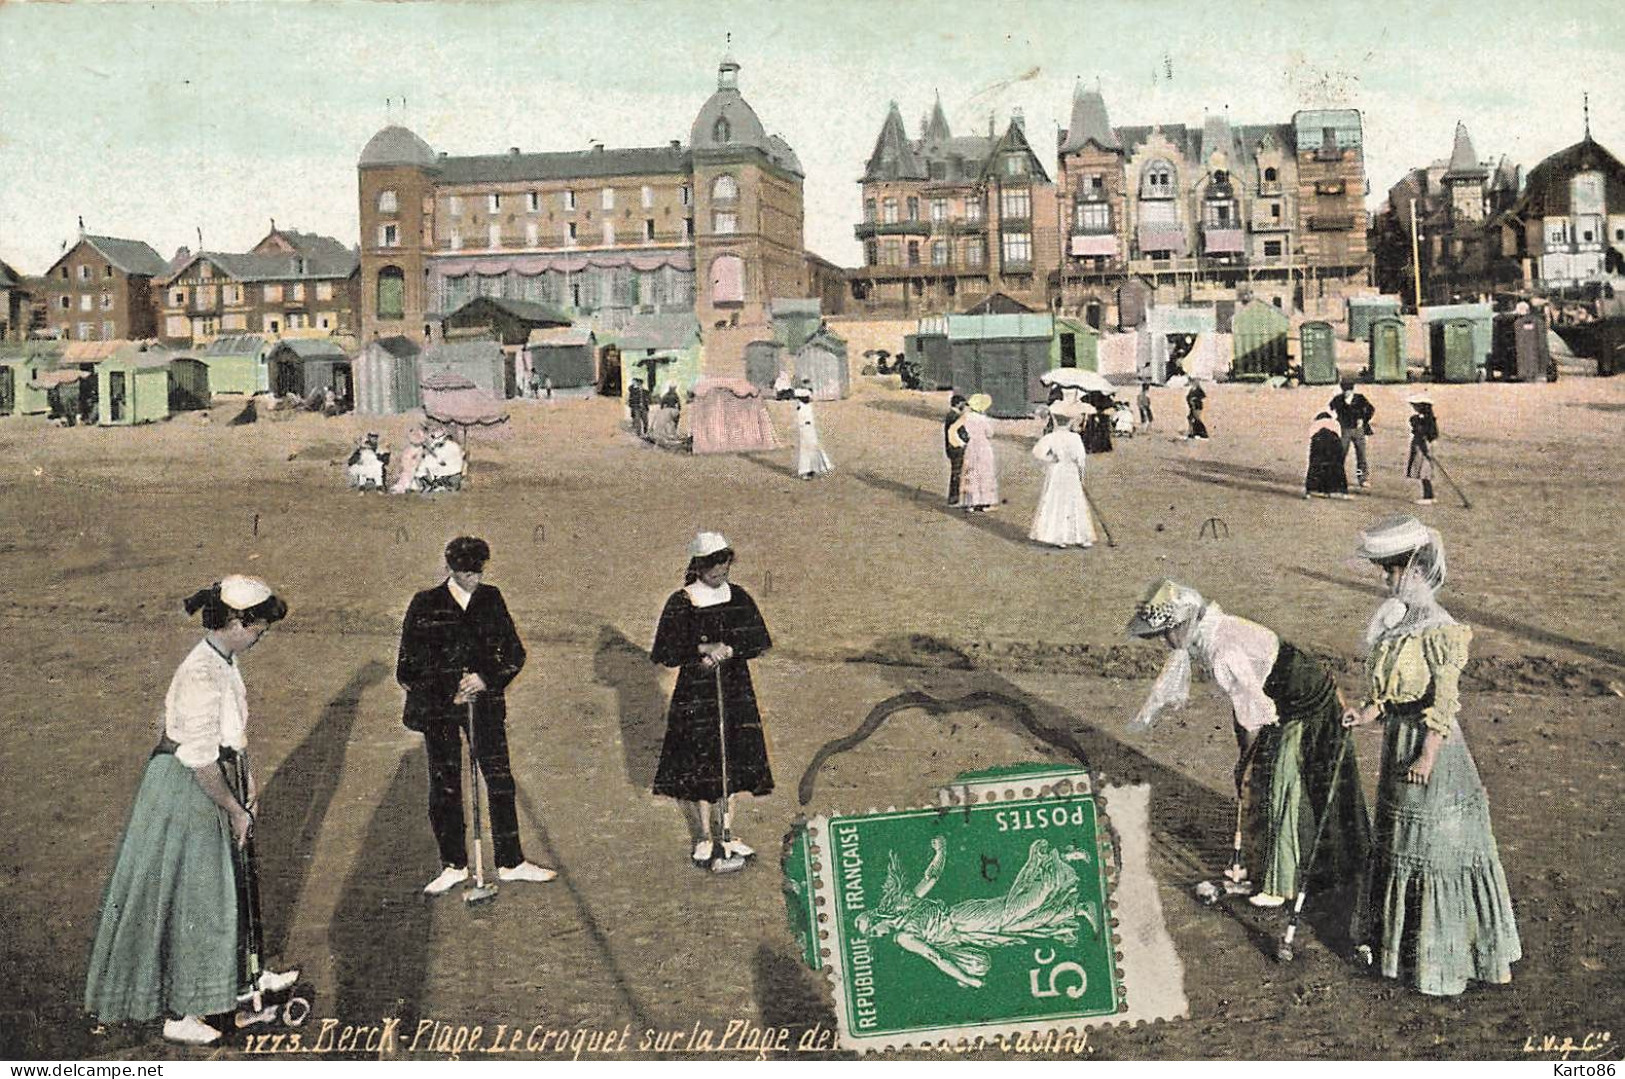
xmin=854 ymin=220 xmax=932 ymax=239
xmin=1309 ymin=212 xmax=1362 ymax=231
xmin=850 ymin=262 xmax=990 ymax=280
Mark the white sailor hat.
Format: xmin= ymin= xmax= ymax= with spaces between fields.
xmin=219 ymin=574 xmax=274 ymax=610
xmin=689 ymin=531 xmax=731 ymax=558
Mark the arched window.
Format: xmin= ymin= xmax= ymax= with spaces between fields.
xmin=711 ymin=174 xmax=739 ymax=201
xmin=1263 ymin=166 xmax=1278 ymax=183
xmin=377 ymin=266 xmax=405 ymax=319
xmin=1141 ymin=159 xmax=1175 ymax=198
xmin=377 ymin=189 xmax=398 ymax=213
xmin=713 ymin=116 xmax=731 ymax=144
xmin=709 ymin=254 xmax=744 ymax=305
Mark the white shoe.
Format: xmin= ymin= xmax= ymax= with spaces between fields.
xmin=423 ymin=866 xmax=470 ymax=895
xmin=498 ymin=861 xmax=558 ymax=884
xmin=1248 ymin=892 xmax=1288 ymax=908
xmin=710 ymin=853 xmax=748 ymax=875
xmin=1414 ymin=498 xmax=1436 ymax=506
xmin=692 ymin=839 xmax=716 ymax=868
xmin=234 ymin=1005 xmax=278 ymax=1030
xmin=163 ymin=1016 xmax=221 ymax=1045
xmin=721 ymin=838 xmax=756 ymax=860
xmin=236 ymin=967 xmax=300 ymax=1003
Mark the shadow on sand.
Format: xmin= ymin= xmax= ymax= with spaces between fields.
xmin=327 ymin=751 xmax=436 ymax=1059
xmin=257 ymin=660 xmax=391 ymax=959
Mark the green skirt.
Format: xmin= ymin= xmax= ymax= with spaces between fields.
xmin=84 ymin=754 xmax=239 ymax=1022
xmin=1352 ymin=709 xmax=1522 ymax=996
xmin=1252 ymin=642 xmax=1372 ymax=898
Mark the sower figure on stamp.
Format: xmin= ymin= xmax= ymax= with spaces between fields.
xmin=1125 ymin=579 xmax=1370 ymax=910
xmin=397 ymin=536 xmax=556 ymax=895
xmin=651 ymin=532 xmax=774 ymax=874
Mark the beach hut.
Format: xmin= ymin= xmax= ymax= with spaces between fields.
xmin=1299 ymin=321 xmax=1338 ymax=385
xmin=97 ymin=342 xmax=171 ymax=426
xmin=1050 ymin=317 xmax=1101 ymax=373
xmin=0 ymin=342 xmax=64 ymax=417
xmin=1140 ymin=306 xmax=1218 ymax=384
xmin=525 ymin=326 xmax=597 ymax=390
xmin=1429 ymin=319 xmax=1478 ymax=383
xmin=1231 ymin=300 xmax=1291 ymax=380
xmin=907 ymin=315 xmax=952 ymax=389
xmin=193 ymin=334 xmax=267 ymax=396
xmin=1117 ymin=279 xmax=1152 ymax=330
xmin=792 ymin=325 xmax=850 ymax=400
xmin=1367 ymin=316 xmax=1407 ymax=383
xmin=419 ymin=337 xmax=506 ymax=400
xmin=770 ymin=299 xmax=823 ymax=353
xmin=690 ymin=377 xmax=778 ymax=454
xmin=615 ymin=314 xmax=703 ymax=400
xmin=354 ymin=335 xmax=423 ymax=415
xmin=441 ymin=295 xmax=571 ymax=346
xmin=1420 ymin=303 xmax=1493 ymax=372
xmin=168 ymin=356 xmax=212 ymax=411
xmin=1347 ymin=297 xmax=1402 ymax=341
xmin=267 ymin=338 xmax=352 ymax=401
xmin=946 ymin=313 xmax=1054 ymax=418
xmin=744 ymin=339 xmax=783 ymax=395
xmin=1489 ymin=311 xmax=1553 ymax=382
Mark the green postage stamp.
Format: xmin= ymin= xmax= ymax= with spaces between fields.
xmin=786 ymin=764 xmax=1162 ymax=1051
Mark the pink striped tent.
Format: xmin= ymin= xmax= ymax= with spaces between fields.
xmin=689 ymin=377 xmax=778 ymax=455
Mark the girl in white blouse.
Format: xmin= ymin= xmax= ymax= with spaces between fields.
xmin=85 ymin=576 xmax=297 ymax=1046
xmin=1126 ymin=580 xmax=1370 ymax=910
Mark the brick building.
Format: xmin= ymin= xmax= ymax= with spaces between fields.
xmin=849 ymin=97 xmax=1058 ymax=316
xmin=850 ymin=84 xmax=1374 ymax=321
xmin=1372 ymin=122 xmax=1521 ymax=305
xmin=1056 ymin=89 xmax=1372 ymax=320
xmin=40 ymin=234 xmax=167 ymax=342
xmin=0 ymin=258 xmax=28 ymax=342
xmin=1493 ymin=127 xmax=1625 ymax=292
xmin=156 ymin=227 xmax=361 ymax=346
xmin=356 ymin=54 xmax=807 ymax=347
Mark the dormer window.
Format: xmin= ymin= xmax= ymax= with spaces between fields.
xmin=1004 ymin=154 xmax=1027 ymax=177
xmin=378 ymin=190 xmax=398 ymax=213
xmin=713 ymin=117 xmax=731 ymax=143
xmin=1141 ymin=160 xmax=1175 ymax=198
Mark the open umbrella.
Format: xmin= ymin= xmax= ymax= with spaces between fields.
xmin=421 ymin=372 xmax=509 ymax=471
xmin=1039 ymin=368 xmax=1115 ymax=394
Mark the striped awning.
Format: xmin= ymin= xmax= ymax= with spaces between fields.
xmin=433 ymin=251 xmax=694 ymax=278
xmin=1070 ymin=234 xmax=1119 ymax=257
xmin=1136 ymin=228 xmax=1187 ymax=255
xmin=1203 ymin=228 xmax=1245 ymax=254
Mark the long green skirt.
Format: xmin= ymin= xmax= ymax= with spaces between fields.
xmin=84 ymin=754 xmax=239 ymax=1022
xmin=1252 ymin=642 xmax=1372 ymax=898
xmin=1352 ymin=709 xmax=1522 ymax=996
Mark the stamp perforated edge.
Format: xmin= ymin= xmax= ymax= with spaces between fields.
xmin=805 ymin=781 xmax=1144 ymax=1053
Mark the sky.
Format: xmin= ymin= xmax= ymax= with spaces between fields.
xmin=1 ymin=0 xmax=1622 ymax=276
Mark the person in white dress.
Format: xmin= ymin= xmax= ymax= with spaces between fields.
xmin=792 ymin=388 xmax=833 ymax=479
xmin=416 ymin=430 xmax=466 ymax=492
xmin=346 ymin=433 xmax=387 ymax=492
xmin=1028 ymin=402 xmax=1096 ymax=548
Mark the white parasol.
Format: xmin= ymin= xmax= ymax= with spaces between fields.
xmin=1039 ymin=368 xmax=1115 ymax=394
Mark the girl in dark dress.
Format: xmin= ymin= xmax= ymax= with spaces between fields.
xmin=1080 ymin=391 xmax=1115 ymax=454
xmin=1304 ymin=411 xmax=1351 ymax=498
xmin=1406 ymin=395 xmax=1439 ymax=505
xmin=652 ymin=532 xmax=774 ymax=874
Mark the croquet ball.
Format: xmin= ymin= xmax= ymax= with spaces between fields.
xmin=1194 ymin=880 xmax=1221 ymax=905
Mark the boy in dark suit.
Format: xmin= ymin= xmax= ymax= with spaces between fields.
xmin=397 ymin=536 xmax=556 ymax=894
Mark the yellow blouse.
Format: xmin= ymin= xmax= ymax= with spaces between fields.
xmin=1363 ymin=624 xmax=1472 ymax=739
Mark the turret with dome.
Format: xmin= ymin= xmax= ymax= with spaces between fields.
xmin=354 ymin=51 xmax=809 ymax=350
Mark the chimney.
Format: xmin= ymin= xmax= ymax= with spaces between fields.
xmin=1012 ymin=107 xmax=1025 ymax=133
xmin=509 ymin=146 xmax=520 ymax=156
xmin=591 ymin=141 xmax=605 ymax=154
xmin=670 ymin=139 xmax=681 ymax=150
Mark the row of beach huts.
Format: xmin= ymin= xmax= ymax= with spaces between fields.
xmin=0 ymin=295 xmax=856 ymax=427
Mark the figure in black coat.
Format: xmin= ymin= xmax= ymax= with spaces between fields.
xmin=397 ymin=536 xmax=555 ymax=894
xmin=651 ymin=532 xmax=774 ymax=873
xmin=1328 ymin=378 xmax=1376 ymax=487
